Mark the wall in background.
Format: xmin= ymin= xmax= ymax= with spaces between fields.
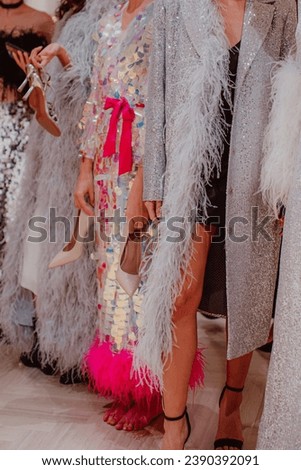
xmin=24 ymin=0 xmax=60 ymax=15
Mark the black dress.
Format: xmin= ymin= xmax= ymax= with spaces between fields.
xmin=199 ymin=42 xmax=241 ymax=317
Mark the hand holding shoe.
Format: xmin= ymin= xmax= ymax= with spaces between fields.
xmin=74 ymin=157 xmax=95 ymax=216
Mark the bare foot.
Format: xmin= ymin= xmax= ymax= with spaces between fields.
xmin=214 ymin=388 xmax=244 ymax=450
xmin=103 ymin=401 xmax=130 ymax=426
xmin=162 ymin=414 xmax=190 ymax=450
xmin=115 ymin=400 xmax=162 ymax=432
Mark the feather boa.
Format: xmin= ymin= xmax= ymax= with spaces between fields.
xmin=134 ymin=0 xmax=230 ymax=390
xmin=260 ymin=56 xmax=301 ymax=216
xmin=85 ymin=336 xmax=204 ymax=407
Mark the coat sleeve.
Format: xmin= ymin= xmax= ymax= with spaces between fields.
xmin=143 ymin=0 xmax=166 ymax=201
xmin=260 ymin=0 xmax=299 ymax=212
xmin=280 ymin=0 xmax=297 ymax=59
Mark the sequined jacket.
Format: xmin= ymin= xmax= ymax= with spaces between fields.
xmin=136 ymin=0 xmax=297 ymax=380
xmin=257 ymin=2 xmax=301 ymax=450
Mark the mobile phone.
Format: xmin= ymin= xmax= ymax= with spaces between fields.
xmin=5 ymin=41 xmax=27 ymax=57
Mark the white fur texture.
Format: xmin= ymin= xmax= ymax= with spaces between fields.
xmin=260 ymin=57 xmax=301 ymax=216
xmin=0 ymin=1 xmax=114 ymax=371
xmin=134 ymin=0 xmax=230 ymax=390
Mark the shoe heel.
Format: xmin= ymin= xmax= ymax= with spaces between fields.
xmin=18 ymin=63 xmax=36 ymax=94
xmin=18 ymin=77 xmax=28 ymax=93
xmin=23 ymin=85 xmax=34 ymax=101
xmin=214 ymin=384 xmax=244 ymax=450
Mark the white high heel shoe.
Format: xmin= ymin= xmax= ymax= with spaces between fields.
xmin=116 ymin=231 xmax=142 ymax=297
xmin=48 ymin=208 xmax=94 ymax=269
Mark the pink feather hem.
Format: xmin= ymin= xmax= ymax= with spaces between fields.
xmin=85 ymin=335 xmax=205 ymax=408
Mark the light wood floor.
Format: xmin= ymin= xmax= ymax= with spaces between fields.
xmin=0 ymin=316 xmax=270 ymax=450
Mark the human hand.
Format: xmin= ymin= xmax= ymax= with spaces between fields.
xmin=12 ymin=50 xmax=30 ymax=73
xmin=144 ymin=200 xmax=163 ymax=222
xmin=74 ymin=160 xmax=95 ymax=216
xmin=30 ymin=43 xmax=70 ymax=69
xmin=126 ymin=168 xmax=149 ymax=232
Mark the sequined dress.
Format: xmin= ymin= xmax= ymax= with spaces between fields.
xmin=83 ymin=2 xmax=204 ymax=406
xmin=81 ymin=2 xmax=160 ymax=405
xmin=0 ymin=30 xmax=48 ymax=282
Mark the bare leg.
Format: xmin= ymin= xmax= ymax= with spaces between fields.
xmin=215 ymin=353 xmax=253 ymax=449
xmin=215 ymin=311 xmax=273 ymax=448
xmin=162 ymin=224 xmax=213 ymax=450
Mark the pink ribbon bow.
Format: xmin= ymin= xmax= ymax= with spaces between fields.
xmin=103 ymin=96 xmax=136 ymax=176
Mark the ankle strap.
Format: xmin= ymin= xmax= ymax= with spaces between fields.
xmin=225 ymin=384 xmax=244 ymax=393
xmin=164 ymin=407 xmax=187 ymax=422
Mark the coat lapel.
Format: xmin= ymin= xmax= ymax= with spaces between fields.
xmin=180 ymin=0 xmax=221 ymax=57
xmin=181 ymin=0 xmax=276 ymax=93
xmin=236 ymin=0 xmax=276 ymax=98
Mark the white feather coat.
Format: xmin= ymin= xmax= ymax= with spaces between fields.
xmin=0 ymin=0 xmax=114 ymax=372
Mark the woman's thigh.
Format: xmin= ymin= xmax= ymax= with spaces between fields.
xmin=174 ymin=224 xmax=214 ymax=312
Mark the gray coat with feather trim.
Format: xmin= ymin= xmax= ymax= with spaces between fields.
xmin=135 ymin=0 xmax=297 ymax=387
xmin=0 ymin=0 xmax=115 ymax=371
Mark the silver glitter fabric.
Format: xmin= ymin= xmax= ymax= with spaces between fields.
xmin=136 ymin=0 xmax=297 ymax=384
xmin=257 ymin=155 xmax=301 ymax=449
xmin=0 ymin=102 xmax=31 ymax=280
xmin=257 ymin=8 xmax=301 ymax=449
xmin=80 ymin=2 xmax=153 ymax=351
xmin=226 ymin=0 xmax=296 ymax=359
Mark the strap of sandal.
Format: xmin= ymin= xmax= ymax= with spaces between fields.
xmin=39 ymin=68 xmax=52 ymax=92
xmin=225 ymin=384 xmax=244 ymax=393
xmin=219 ymin=384 xmax=244 ymax=407
xmin=164 ymin=407 xmax=187 ymax=422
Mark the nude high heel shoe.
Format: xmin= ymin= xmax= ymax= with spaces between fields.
xmin=22 ymin=64 xmax=61 ymax=137
xmin=116 ymin=229 xmax=145 ymax=297
xmin=48 ymin=208 xmax=94 ymax=269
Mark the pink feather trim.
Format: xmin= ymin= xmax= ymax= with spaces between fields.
xmin=84 ymin=335 xmax=205 ymax=408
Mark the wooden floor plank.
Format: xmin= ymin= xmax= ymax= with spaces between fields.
xmin=0 ymin=316 xmax=269 ymax=450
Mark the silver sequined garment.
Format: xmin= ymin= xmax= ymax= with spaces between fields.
xmin=257 ymin=6 xmax=301 ymax=450
xmin=135 ymin=0 xmax=297 ymax=385
xmin=257 ymin=150 xmax=301 ymax=449
xmin=0 ymin=102 xmax=31 ymax=281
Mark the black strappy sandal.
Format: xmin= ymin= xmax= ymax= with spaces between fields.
xmin=164 ymin=407 xmax=191 ymax=449
xmin=214 ymin=384 xmax=244 ymax=450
